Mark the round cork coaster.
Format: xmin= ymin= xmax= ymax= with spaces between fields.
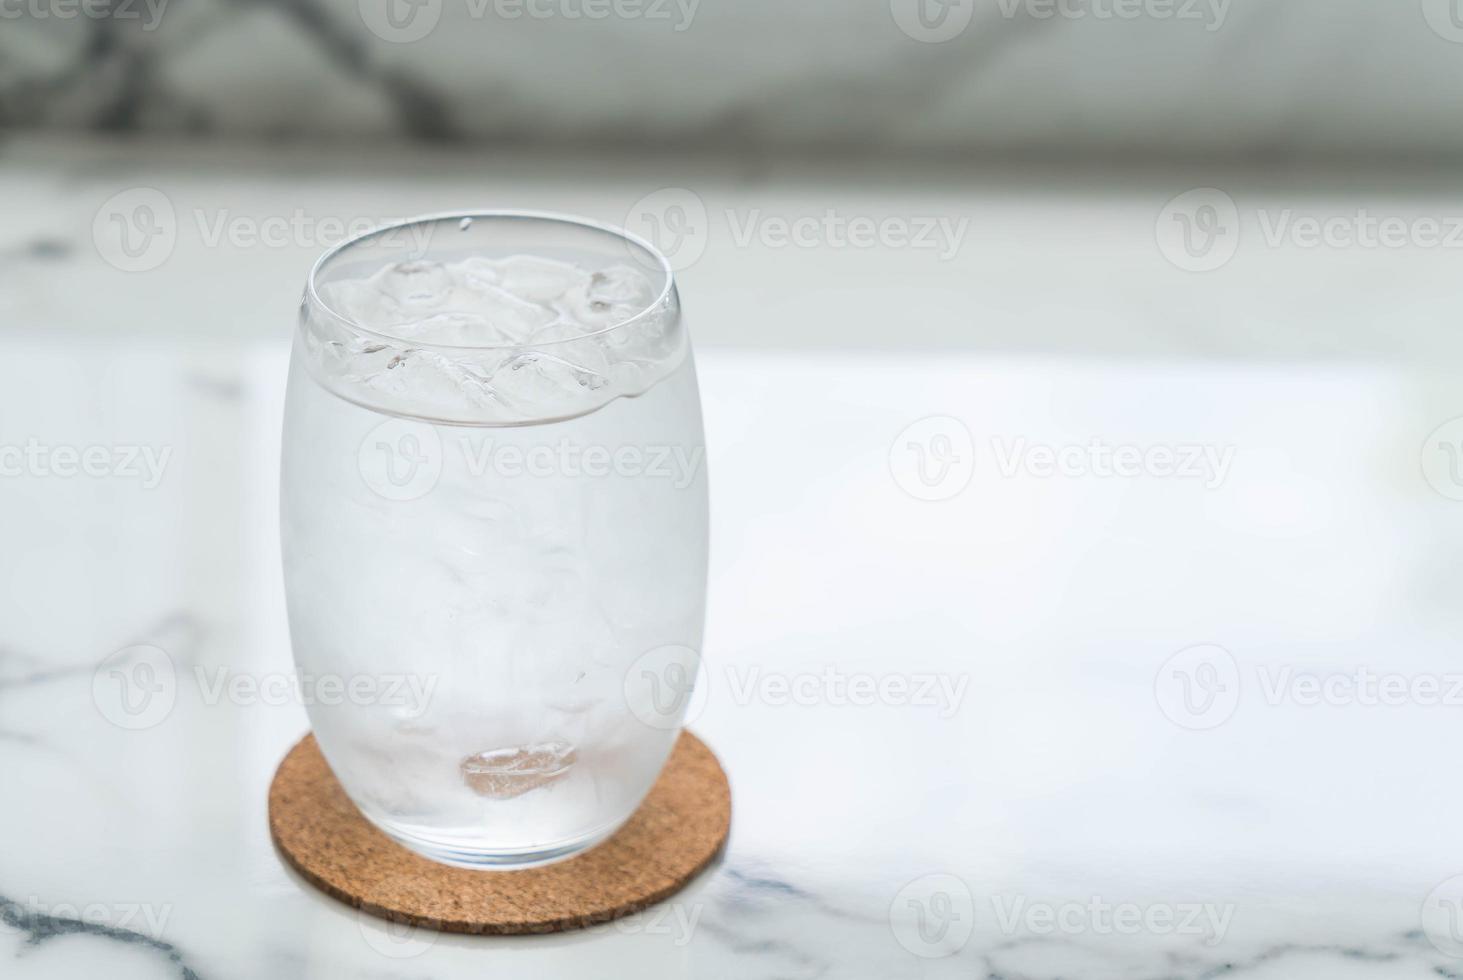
xmin=268 ymin=731 xmax=730 ymax=935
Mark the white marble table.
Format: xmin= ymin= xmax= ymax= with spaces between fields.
xmin=5 ymin=135 xmax=1463 ymax=978
xmin=3 ymin=336 xmax=1463 ymax=978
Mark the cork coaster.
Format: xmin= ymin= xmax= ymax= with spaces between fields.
xmin=268 ymin=731 xmax=730 ymax=935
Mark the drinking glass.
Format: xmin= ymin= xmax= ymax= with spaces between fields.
xmin=280 ymin=212 xmax=708 ymax=868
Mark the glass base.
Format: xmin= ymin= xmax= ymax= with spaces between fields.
xmin=367 ymin=817 xmax=621 ymax=870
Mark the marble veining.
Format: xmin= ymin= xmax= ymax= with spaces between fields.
xmin=1 ymin=893 xmax=204 ymax=980
xmin=3 ymin=2 xmax=1463 ymax=158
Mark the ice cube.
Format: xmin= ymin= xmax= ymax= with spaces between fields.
xmin=455 ymin=255 xmax=502 ymax=291
xmin=487 ymin=350 xmax=608 ymax=417
xmin=487 ymin=255 xmax=588 ymax=303
xmin=462 ymin=283 xmax=556 ymax=343
xmin=373 ymin=260 xmax=452 ymax=310
xmin=559 ymin=264 xmax=658 ymax=329
xmin=308 ymin=251 xmax=683 ymax=424
xmin=460 ymin=740 xmax=577 ymax=799
xmin=354 ymin=348 xmax=505 ymax=413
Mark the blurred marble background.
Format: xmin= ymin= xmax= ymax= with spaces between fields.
xmin=5 ymin=0 xmax=1463 ymax=159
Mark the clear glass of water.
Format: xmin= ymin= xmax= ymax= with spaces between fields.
xmin=280 ymin=212 xmax=708 ymax=868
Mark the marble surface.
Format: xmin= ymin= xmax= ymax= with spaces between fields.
xmin=4 ymin=340 xmax=1463 ymax=978
xmin=5 ymin=136 xmax=1463 ymax=977
xmin=6 ymin=0 xmax=1463 ymax=159
xmin=8 ymin=134 xmax=1463 ymax=360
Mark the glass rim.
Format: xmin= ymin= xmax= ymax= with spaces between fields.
xmin=304 ymin=209 xmax=677 ymax=352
